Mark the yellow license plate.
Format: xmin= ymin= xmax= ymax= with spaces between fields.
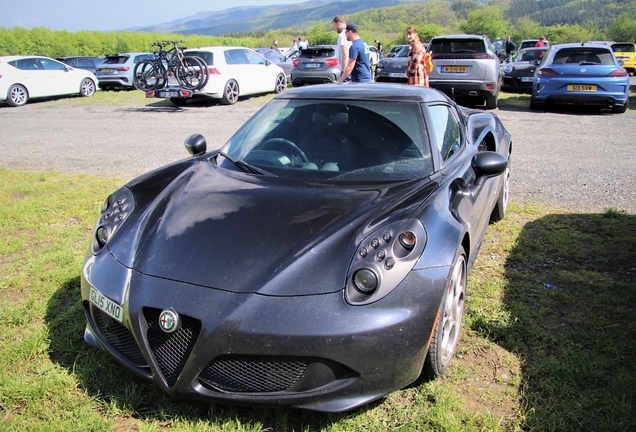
xmin=101 ymin=68 xmax=114 ymax=73
xmin=567 ymin=85 xmax=596 ymax=92
xmin=442 ymin=66 xmax=468 ymax=73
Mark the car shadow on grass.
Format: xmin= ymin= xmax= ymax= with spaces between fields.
xmin=472 ymin=210 xmax=636 ymax=430
xmin=44 ymin=276 xmax=363 ymax=430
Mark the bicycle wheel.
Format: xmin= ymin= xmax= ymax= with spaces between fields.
xmin=134 ymin=60 xmax=165 ymax=91
xmin=175 ymin=56 xmax=209 ymax=90
xmin=189 ymin=56 xmax=210 ymax=89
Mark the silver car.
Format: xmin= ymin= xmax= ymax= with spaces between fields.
xmin=428 ymin=35 xmax=502 ymax=109
xmin=95 ymin=52 xmax=154 ymax=90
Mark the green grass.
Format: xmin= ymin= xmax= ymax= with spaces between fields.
xmin=0 ymin=169 xmax=635 ymax=431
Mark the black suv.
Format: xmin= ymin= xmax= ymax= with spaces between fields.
xmin=427 ymin=34 xmax=502 ymax=109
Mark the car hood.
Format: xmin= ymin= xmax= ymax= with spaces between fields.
xmin=381 ymin=57 xmax=409 ymax=72
xmin=108 ymin=162 xmax=435 ymax=296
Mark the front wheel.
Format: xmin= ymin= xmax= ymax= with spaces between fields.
xmin=422 ymin=246 xmax=466 ymax=378
xmin=490 ymin=162 xmax=510 ymax=222
xmin=7 ymin=84 xmax=28 ymax=107
xmin=220 ymin=79 xmax=239 ymax=105
xmin=274 ymin=73 xmax=286 ymax=94
xmin=79 ymin=78 xmax=96 ymax=97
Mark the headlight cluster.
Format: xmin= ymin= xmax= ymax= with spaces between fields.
xmin=92 ymin=187 xmax=134 ymax=254
xmin=503 ymin=63 xmax=514 ymax=74
xmin=346 ymin=220 xmax=427 ymax=305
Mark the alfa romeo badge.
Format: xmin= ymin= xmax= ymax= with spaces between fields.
xmin=158 ymin=309 xmax=180 ymax=333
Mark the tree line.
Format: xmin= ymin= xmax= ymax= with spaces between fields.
xmin=1 ymin=0 xmax=635 ymax=57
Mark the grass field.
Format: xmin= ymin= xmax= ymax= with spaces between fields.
xmin=0 ymin=168 xmax=634 ymax=431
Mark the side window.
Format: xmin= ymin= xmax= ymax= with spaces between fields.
xmin=244 ymin=50 xmax=266 ymax=65
xmin=225 ymin=49 xmax=248 ymax=65
xmin=39 ymin=58 xmax=66 ymax=71
xmin=428 ymin=105 xmax=462 ymax=162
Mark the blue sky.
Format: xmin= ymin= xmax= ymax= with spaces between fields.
xmin=0 ymin=0 xmax=308 ymax=31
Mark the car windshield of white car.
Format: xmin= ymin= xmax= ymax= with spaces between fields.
xmin=552 ymin=48 xmax=614 ymax=65
xmin=219 ymin=99 xmax=434 ymax=182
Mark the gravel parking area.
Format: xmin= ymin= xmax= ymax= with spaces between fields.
xmin=1 ymin=92 xmax=634 ymax=214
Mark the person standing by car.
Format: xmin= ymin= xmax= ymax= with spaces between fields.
xmin=535 ymin=36 xmax=547 ymax=47
xmin=338 ymin=22 xmax=372 ymax=83
xmin=505 ymin=35 xmax=516 ymax=62
xmin=271 ymin=40 xmax=279 ymax=51
xmin=405 ymin=26 xmax=429 ymax=87
xmin=375 ymin=39 xmax=384 ymax=57
xmin=332 ymin=16 xmax=351 ymax=82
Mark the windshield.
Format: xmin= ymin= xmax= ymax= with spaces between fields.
xmin=218 ymin=99 xmax=433 ymax=182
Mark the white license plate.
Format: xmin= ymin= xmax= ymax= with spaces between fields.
xmin=158 ymin=91 xmax=179 ymax=97
xmin=520 ymin=77 xmax=534 ymax=82
xmin=304 ymin=63 xmax=321 ymax=68
xmin=389 ymin=72 xmax=406 ymax=78
xmin=90 ymin=287 xmax=123 ymax=322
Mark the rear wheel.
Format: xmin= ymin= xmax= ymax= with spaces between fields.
xmin=7 ymin=84 xmax=28 ymax=107
xmin=220 ymin=79 xmax=239 ymax=105
xmin=529 ymin=95 xmax=542 ymax=110
xmin=485 ymin=94 xmax=498 ymax=109
xmin=79 ymin=78 xmax=96 ymax=97
xmin=613 ymin=100 xmax=627 ymax=114
xmin=422 ymin=246 xmax=466 ymax=378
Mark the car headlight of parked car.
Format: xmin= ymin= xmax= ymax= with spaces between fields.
xmin=376 ymin=60 xmax=388 ymax=70
xmin=92 ymin=187 xmax=134 ymax=254
xmin=503 ymin=63 xmax=514 ymax=74
xmin=346 ymin=220 xmax=427 ymax=305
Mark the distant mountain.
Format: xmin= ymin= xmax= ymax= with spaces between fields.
xmin=132 ymin=0 xmax=405 ymax=35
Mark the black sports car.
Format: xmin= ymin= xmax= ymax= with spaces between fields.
xmin=502 ymin=47 xmax=548 ymax=92
xmin=81 ymin=83 xmax=512 ymax=412
xmin=374 ymin=44 xmax=410 ymax=82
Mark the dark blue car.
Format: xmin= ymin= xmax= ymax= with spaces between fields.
xmin=531 ymin=43 xmax=630 ymax=113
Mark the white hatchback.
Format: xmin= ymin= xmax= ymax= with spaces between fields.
xmin=0 ymin=55 xmax=99 ymax=107
xmin=175 ymin=46 xmax=287 ymax=105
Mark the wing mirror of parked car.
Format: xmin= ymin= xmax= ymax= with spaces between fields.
xmin=184 ymin=134 xmax=207 ymax=156
xmin=472 ymin=151 xmax=508 ymax=185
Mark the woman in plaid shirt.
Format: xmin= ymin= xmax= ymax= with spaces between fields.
xmin=405 ymin=26 xmax=429 ymax=87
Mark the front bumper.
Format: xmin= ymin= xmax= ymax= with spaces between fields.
xmin=81 ymin=250 xmax=447 ymax=412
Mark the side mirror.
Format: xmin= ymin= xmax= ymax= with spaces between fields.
xmin=618 ymin=59 xmax=624 ymax=67
xmin=184 ymin=134 xmax=207 ymax=156
xmin=472 ymin=151 xmax=508 ymax=185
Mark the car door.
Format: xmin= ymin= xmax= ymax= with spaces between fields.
xmin=243 ymin=49 xmax=276 ymax=94
xmin=38 ymin=57 xmax=78 ymax=95
xmin=223 ymin=49 xmax=251 ymax=95
xmin=12 ymin=58 xmax=50 ymax=97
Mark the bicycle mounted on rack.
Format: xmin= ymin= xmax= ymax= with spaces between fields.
xmin=134 ymin=40 xmax=210 ymax=93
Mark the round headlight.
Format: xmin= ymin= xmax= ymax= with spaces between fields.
xmin=96 ymin=226 xmax=109 ymax=245
xmin=503 ymin=63 xmax=513 ymax=73
xmin=353 ymin=268 xmax=378 ymax=293
xmin=399 ymin=231 xmax=417 ymax=250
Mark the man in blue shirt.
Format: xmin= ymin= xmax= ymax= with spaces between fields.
xmin=337 ymin=22 xmax=372 ymax=83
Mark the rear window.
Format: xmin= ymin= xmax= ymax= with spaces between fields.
xmin=187 ymin=51 xmax=214 ymax=66
xmin=300 ymin=47 xmax=336 ymax=58
xmin=611 ymin=43 xmax=635 ymax=53
xmin=552 ymin=48 xmax=615 ymax=65
xmin=429 ymin=38 xmax=487 ymax=58
xmin=102 ymin=56 xmax=129 ymax=65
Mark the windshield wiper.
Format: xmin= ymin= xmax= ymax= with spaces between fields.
xmin=215 ymin=151 xmax=275 ymax=176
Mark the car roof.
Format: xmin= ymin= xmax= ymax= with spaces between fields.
xmin=275 ymin=82 xmax=452 ymax=104
xmin=551 ymin=43 xmax=612 ymax=51
xmin=186 ymin=46 xmax=252 ymax=52
xmin=431 ymin=34 xmax=486 ymax=40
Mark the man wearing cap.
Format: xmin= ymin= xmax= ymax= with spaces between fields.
xmin=338 ymin=22 xmax=372 ymax=83
xmin=332 ymin=16 xmax=351 ymax=82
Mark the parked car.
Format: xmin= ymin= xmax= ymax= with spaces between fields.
xmin=80 ymin=82 xmax=511 ymax=413
xmin=254 ymin=48 xmax=297 ymax=80
xmin=290 ymin=45 xmax=341 ymax=86
xmin=56 ymin=56 xmax=103 ymax=73
xmin=427 ymin=34 xmax=502 ymax=109
xmin=368 ymin=45 xmax=381 ymax=66
xmin=502 ymin=47 xmax=548 ymax=92
xmin=385 ymin=45 xmax=404 ymax=58
xmin=95 ymin=52 xmax=154 ymax=90
xmin=519 ymin=39 xmax=550 ymax=50
xmin=374 ymin=44 xmax=409 ymax=83
xmin=0 ymin=55 xmax=98 ymax=107
xmin=588 ymin=41 xmax=636 ymax=74
xmin=492 ymin=38 xmax=506 ymax=62
xmin=158 ymin=46 xmax=286 ymax=105
xmin=531 ymin=43 xmax=629 ymax=113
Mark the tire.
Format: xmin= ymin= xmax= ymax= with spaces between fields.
xmin=613 ymin=101 xmax=627 ymax=114
xmin=529 ymin=95 xmax=541 ymax=110
xmin=490 ymin=161 xmax=510 ymax=222
xmin=170 ymin=97 xmax=187 ymax=106
xmin=274 ymin=73 xmax=286 ymax=94
xmin=79 ymin=78 xmax=96 ymax=97
xmin=7 ymin=84 xmax=28 ymax=107
xmin=485 ymin=94 xmax=498 ymax=109
xmin=134 ymin=60 xmax=164 ymax=91
xmin=220 ymin=79 xmax=239 ymax=105
xmin=422 ymin=246 xmax=466 ymax=378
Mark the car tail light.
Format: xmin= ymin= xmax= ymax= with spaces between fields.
xmin=115 ymin=67 xmax=130 ymax=71
xmin=292 ymin=59 xmax=300 ymax=67
xmin=326 ymin=58 xmax=339 ymax=67
xmin=474 ymin=53 xmax=495 ymax=60
xmin=145 ymin=90 xmax=155 ymax=98
xmin=607 ymin=68 xmax=628 ymax=77
xmin=208 ymin=67 xmax=221 ymax=75
xmin=179 ymin=89 xmax=192 ymax=97
xmin=486 ymin=84 xmax=493 ymax=90
xmin=538 ymin=68 xmax=558 ymax=76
